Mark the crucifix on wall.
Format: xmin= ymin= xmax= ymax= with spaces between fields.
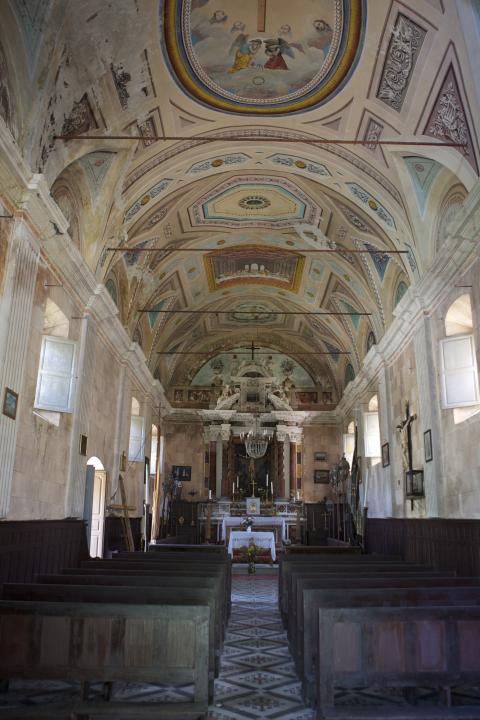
xmin=396 ymin=401 xmax=417 ymax=473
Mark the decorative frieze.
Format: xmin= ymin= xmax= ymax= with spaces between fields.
xmin=377 ymin=14 xmax=426 ymax=111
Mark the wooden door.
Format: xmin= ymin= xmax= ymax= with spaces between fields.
xmin=90 ymin=470 xmax=106 ymax=557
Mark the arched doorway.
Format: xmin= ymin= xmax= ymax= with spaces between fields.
xmin=84 ymin=456 xmax=106 ymax=558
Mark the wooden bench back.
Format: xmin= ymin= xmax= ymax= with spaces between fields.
xmin=317 ymin=605 xmax=480 ymax=714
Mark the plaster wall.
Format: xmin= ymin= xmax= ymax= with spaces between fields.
xmin=301 ymin=425 xmax=342 ymax=503
xmin=164 ymin=422 xmax=206 ymax=500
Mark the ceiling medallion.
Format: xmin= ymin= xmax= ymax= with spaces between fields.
xmin=162 ymin=0 xmax=366 ymax=115
xmin=238 ymin=195 xmax=271 ymax=210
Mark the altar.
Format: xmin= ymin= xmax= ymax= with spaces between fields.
xmin=227 ymin=530 xmax=276 ymax=562
xmin=220 ymin=515 xmax=287 ymax=543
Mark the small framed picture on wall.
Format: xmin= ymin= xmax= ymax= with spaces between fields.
xmin=424 ymin=429 xmax=433 ymax=463
xmin=314 ymin=451 xmax=327 ymax=462
xmin=2 ymin=387 xmax=18 ymax=420
xmin=381 ymin=442 xmax=390 ymax=468
xmin=314 ymin=469 xmax=330 ymax=484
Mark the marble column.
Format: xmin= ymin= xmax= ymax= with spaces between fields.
xmin=215 ymin=435 xmax=223 ymax=499
xmin=0 ymin=219 xmax=40 ymax=517
xmin=283 ymin=434 xmax=291 ymax=498
xmin=413 ymin=314 xmax=442 ymax=517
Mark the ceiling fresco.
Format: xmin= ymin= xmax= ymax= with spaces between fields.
xmin=162 ymin=0 xmax=366 ymax=114
xmin=191 ymin=346 xmax=316 ymax=386
xmin=6 ymin=0 xmax=477 ymax=404
xmin=204 ymin=245 xmax=305 ymax=292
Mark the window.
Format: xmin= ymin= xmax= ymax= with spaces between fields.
xmin=343 ymin=424 xmax=355 ymax=466
xmin=440 ymin=295 xmax=480 ymax=409
xmin=34 ymin=336 xmax=77 ymax=412
xmin=364 ymin=395 xmax=381 ymax=459
xmin=440 ymin=335 xmax=479 ymax=408
xmin=150 ymin=425 xmax=158 ymax=476
xmin=128 ymin=415 xmax=145 ymax=461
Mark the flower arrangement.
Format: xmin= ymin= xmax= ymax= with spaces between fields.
xmin=247 ymin=542 xmax=258 ymax=574
xmin=241 ymin=516 xmax=254 ymax=530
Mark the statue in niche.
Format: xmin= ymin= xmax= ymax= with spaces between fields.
xmin=264 ymin=355 xmax=274 ymax=375
xmin=230 ymin=354 xmax=240 ymax=378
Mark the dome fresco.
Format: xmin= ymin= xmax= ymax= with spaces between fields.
xmin=162 ymin=0 xmax=366 ymax=114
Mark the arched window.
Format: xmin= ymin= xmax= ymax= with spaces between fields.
xmin=128 ymin=396 xmax=145 ymax=462
xmin=345 ymin=364 xmax=355 ymax=386
xmin=440 ymin=295 xmax=479 ymax=408
xmin=364 ymin=394 xmax=381 ymax=461
xmin=34 ymin=300 xmax=76 ymax=413
xmin=394 ymin=280 xmax=408 ymax=308
xmin=343 ymin=420 xmax=355 ymax=465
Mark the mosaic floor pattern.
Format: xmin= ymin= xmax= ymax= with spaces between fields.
xmin=208 ymin=569 xmax=315 ymax=720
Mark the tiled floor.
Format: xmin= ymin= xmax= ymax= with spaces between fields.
xmin=208 ymin=569 xmax=315 ymax=719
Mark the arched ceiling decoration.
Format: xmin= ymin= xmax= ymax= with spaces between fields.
xmin=3 ymin=0 xmax=478 ymax=409
xmin=162 ymin=0 xmax=366 ymax=115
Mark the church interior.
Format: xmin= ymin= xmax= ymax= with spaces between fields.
xmin=1 ymin=0 xmax=480 ymax=717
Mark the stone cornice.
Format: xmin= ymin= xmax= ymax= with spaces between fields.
xmin=0 ymin=119 xmax=167 ymax=406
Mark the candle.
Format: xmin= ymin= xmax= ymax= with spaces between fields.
xmin=209 ymin=489 xmax=212 ymax=500
xmin=266 ymin=472 xmax=269 ymax=486
xmin=232 ymin=483 xmax=235 ymax=496
xmin=236 ymin=475 xmax=239 ymax=488
xmin=270 ymin=481 xmax=273 ymax=497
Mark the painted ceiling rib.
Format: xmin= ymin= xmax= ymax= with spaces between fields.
xmin=107 ymin=247 xmax=409 ymax=255
xmin=139 ymin=309 xmax=371 ymax=316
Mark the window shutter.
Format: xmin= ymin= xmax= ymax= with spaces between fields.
xmin=128 ymin=415 xmax=145 ymax=461
xmin=440 ymin=335 xmax=480 ymax=408
xmin=34 ymin=336 xmax=76 ymax=412
xmin=364 ymin=412 xmax=381 ymax=457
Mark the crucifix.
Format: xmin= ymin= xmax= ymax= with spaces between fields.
xmin=248 ymin=339 xmax=261 ymax=361
xmin=396 ymin=401 xmax=417 ymax=474
xmin=257 ymin=0 xmax=267 ymax=32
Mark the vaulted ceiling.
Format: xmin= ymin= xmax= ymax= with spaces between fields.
xmin=1 ymin=0 xmax=478 ymax=402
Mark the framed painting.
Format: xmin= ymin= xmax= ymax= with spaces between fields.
xmin=314 ymin=469 xmax=330 ymax=484
xmin=381 ymin=442 xmax=390 ymax=468
xmin=314 ymin=451 xmax=327 ymax=462
xmin=424 ymin=429 xmax=433 ymax=463
xmin=2 ymin=387 xmax=18 ymax=420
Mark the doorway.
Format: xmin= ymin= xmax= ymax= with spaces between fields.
xmin=84 ymin=456 xmax=106 ymax=558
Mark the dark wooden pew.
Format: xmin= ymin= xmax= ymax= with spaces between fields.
xmin=316 ymin=604 xmax=480 ymax=719
xmin=2 ymin=582 xmax=221 ymax=693
xmin=286 ymin=566 xmax=456 ymax=637
xmin=0 ymin=600 xmax=210 ymax=719
xmin=281 ymin=561 xmax=447 ymax=622
xmin=297 ymin=583 xmax=480 ymax=705
xmin=72 ymin=559 xmax=231 ymax=616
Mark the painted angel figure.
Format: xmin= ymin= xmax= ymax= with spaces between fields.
xmin=229 ymin=35 xmax=262 ymax=73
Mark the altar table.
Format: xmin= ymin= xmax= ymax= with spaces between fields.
xmin=227 ymin=530 xmax=276 ymax=562
xmin=220 ymin=516 xmax=286 ymax=542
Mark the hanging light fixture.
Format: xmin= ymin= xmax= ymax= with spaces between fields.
xmin=241 ymin=415 xmax=270 ymax=459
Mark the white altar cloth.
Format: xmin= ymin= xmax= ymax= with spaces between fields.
xmin=227 ymin=530 xmax=276 ymax=561
xmin=221 ymin=516 xmax=286 ymax=541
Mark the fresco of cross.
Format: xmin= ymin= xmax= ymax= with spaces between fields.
xmin=257 ymin=0 xmax=266 ymax=32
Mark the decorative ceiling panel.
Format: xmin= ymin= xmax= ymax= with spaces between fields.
xmin=162 ymin=0 xmax=365 ymax=114
xmin=204 ymin=245 xmax=305 ymax=292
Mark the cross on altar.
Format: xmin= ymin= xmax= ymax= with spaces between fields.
xmin=249 ymin=475 xmax=257 ymax=497
xmin=257 ymin=0 xmax=267 ymax=32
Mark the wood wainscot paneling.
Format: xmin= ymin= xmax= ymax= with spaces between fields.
xmin=0 ymin=519 xmax=89 ymax=584
xmin=366 ymin=517 xmax=480 ymax=576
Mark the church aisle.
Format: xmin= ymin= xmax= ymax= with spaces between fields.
xmin=208 ymin=569 xmax=314 ymax=720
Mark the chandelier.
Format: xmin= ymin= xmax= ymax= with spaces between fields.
xmin=241 ymin=416 xmax=270 ymax=459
